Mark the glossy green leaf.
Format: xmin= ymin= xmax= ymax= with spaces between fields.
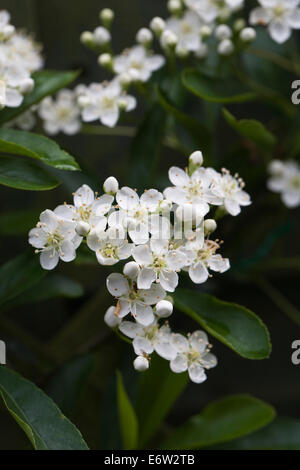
xmin=0 ymin=69 xmax=80 ymax=125
xmin=46 ymin=355 xmax=94 ymax=416
xmin=136 ymin=354 xmax=188 ymax=448
xmin=0 ymin=366 xmax=89 ymax=450
xmin=174 ymin=289 xmax=271 ymax=359
xmin=161 ymin=394 xmax=275 ymax=449
xmin=128 ymin=105 xmax=165 ymax=192
xmin=0 ymin=155 xmax=60 ymax=190
xmin=156 ymin=86 xmax=211 ymax=154
xmin=0 ymin=251 xmax=46 ymax=309
xmin=215 ymin=417 xmax=300 ymax=450
xmin=4 ymin=274 xmax=83 ymax=310
xmin=0 ymin=128 xmax=80 ymax=171
xmin=117 ymin=371 xmax=138 ymax=450
xmin=222 ymin=108 xmax=276 ymax=151
xmin=0 ymin=209 xmax=41 ymax=236
xmin=182 ymin=68 xmax=257 ymax=104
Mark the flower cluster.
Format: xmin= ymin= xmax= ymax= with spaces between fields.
xmin=267 ymin=159 xmax=300 ymax=208
xmin=29 ymin=150 xmax=251 ymax=383
xmin=0 ymin=10 xmax=43 ymax=109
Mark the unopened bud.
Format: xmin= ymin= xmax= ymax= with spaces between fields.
xmin=150 ymin=17 xmax=166 ymax=36
xmin=240 ymin=27 xmax=256 ymax=42
xmin=94 ymin=26 xmax=111 ymax=45
xmin=200 ymin=25 xmax=212 ymax=38
xmin=80 ymin=31 xmax=94 ymax=47
xmin=76 ymin=221 xmax=90 ymax=237
xmin=167 ymin=0 xmax=182 ymax=14
xmin=204 ymin=219 xmax=217 ymax=235
xmin=136 ymin=27 xmax=153 ymax=46
xmin=104 ymin=306 xmax=121 ymax=328
xmin=156 ymin=300 xmax=173 ymax=318
xmin=160 ymin=29 xmax=178 ymax=49
xmin=100 ymin=8 xmax=114 ymax=28
xmin=119 ymin=72 xmax=132 ymax=89
xmin=134 ymin=356 xmax=149 ymax=372
xmin=176 ymin=45 xmax=189 ymax=59
xmin=103 ymin=176 xmax=119 ymax=194
xmin=215 ymin=24 xmax=232 ymax=41
xmin=195 ymin=43 xmax=209 ymax=59
xmin=2 ymin=24 xmax=14 ymax=39
xmin=98 ymin=52 xmax=113 ymax=68
xmin=233 ymin=18 xmax=246 ymax=32
xmin=189 ymin=150 xmax=203 ymax=166
xmin=123 ymin=261 xmax=140 ymax=279
xmin=218 ymin=39 xmax=234 ymax=56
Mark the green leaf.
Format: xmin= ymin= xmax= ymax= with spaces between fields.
xmin=182 ymin=68 xmax=257 ymax=104
xmin=222 ymin=108 xmax=276 ymax=151
xmin=46 ymin=355 xmax=94 ymax=416
xmin=136 ymin=354 xmax=188 ymax=448
xmin=128 ymin=105 xmax=165 ymax=192
xmin=161 ymin=394 xmax=276 ymax=450
xmin=4 ymin=274 xmax=83 ymax=310
xmin=156 ymin=86 xmax=211 ymax=155
xmin=215 ymin=417 xmax=300 ymax=450
xmin=0 ymin=155 xmax=60 ymax=190
xmin=0 ymin=209 xmax=41 ymax=236
xmin=0 ymin=366 xmax=89 ymax=450
xmin=0 ymin=69 xmax=80 ymax=125
xmin=173 ymin=289 xmax=271 ymax=359
xmin=0 ymin=251 xmax=46 ymax=309
xmin=0 ymin=128 xmax=80 ymax=171
xmin=116 ymin=371 xmax=138 ymax=450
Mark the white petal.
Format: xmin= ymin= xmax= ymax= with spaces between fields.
xmin=116 ymin=186 xmax=139 ymax=210
xmin=132 ymin=303 xmax=154 ymax=326
xmin=140 ymin=283 xmax=166 ymax=305
xmin=28 ymin=228 xmax=47 ymax=249
xmin=171 ymin=333 xmax=189 ymax=353
xmin=140 ymin=189 xmax=162 ymax=212
xmin=249 ymin=7 xmax=271 ymax=25
xmin=137 ymin=268 xmax=156 ymax=289
xmin=288 ymin=8 xmax=300 ymax=28
xmin=104 ymin=306 xmax=121 ymax=328
xmin=93 ymin=194 xmax=114 ymax=216
xmin=188 ymin=363 xmax=207 ymax=384
xmin=54 ymin=204 xmax=75 ymax=221
xmin=154 ymin=341 xmax=177 ymax=361
xmin=60 ymin=240 xmax=76 ymax=262
xmin=159 ymin=270 xmax=178 ymax=292
xmin=74 ymin=184 xmax=95 ymax=207
xmin=40 ymin=209 xmax=58 ymax=232
xmin=224 ymin=198 xmax=241 ymax=216
xmin=100 ymin=109 xmax=119 ymax=128
xmin=119 ymin=320 xmax=142 ymax=338
xmin=201 ymin=352 xmax=218 ymax=369
xmin=208 ymin=255 xmax=230 ymax=273
xmin=128 ymin=223 xmax=149 ymax=245
xmin=189 ymin=261 xmax=209 ymax=284
xmin=150 ymin=238 xmax=169 ymax=256
xmin=40 ymin=250 xmax=59 ymax=270
xmin=189 ymin=331 xmax=208 ymax=353
xmin=132 ymin=244 xmax=152 ymax=266
xmin=169 ymin=166 xmax=190 ymax=186
xmin=133 ymin=337 xmax=153 ymax=355
xmin=5 ymin=88 xmax=23 ymax=107
xmin=106 ymin=273 xmax=129 ymax=297
xmin=269 ymin=20 xmax=291 ymax=44
xmin=170 ymin=354 xmax=188 ymax=373
xmin=282 ymin=190 xmax=300 ymax=208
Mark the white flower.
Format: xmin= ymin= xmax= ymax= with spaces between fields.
xmin=5 ymin=108 xmax=36 ymax=131
xmin=109 ymin=187 xmax=168 ymax=244
xmin=209 ymin=169 xmax=251 ymax=216
xmin=119 ymin=319 xmax=177 ymax=360
xmin=39 ymin=89 xmax=81 ymax=135
xmin=78 ymin=79 xmax=136 ymax=127
xmin=186 ymin=239 xmax=230 ymax=284
xmin=106 ymin=273 xmax=166 ymax=325
xmin=164 ymin=166 xmax=219 ymax=217
xmin=0 ymin=10 xmax=15 ymax=40
xmin=164 ymin=10 xmax=204 ymax=53
xmin=4 ymin=31 xmax=43 ymax=72
xmin=54 ymin=184 xmax=113 ymax=234
xmin=185 ymin=0 xmax=244 ymax=23
xmin=170 ymin=330 xmax=217 ymax=383
xmin=29 ymin=210 xmax=80 ymax=270
xmin=113 ymin=45 xmax=165 ymax=82
xmin=87 ymin=226 xmax=132 ymax=265
xmin=267 ymin=159 xmax=300 ymax=208
xmin=132 ymin=239 xmax=187 ymax=292
xmin=249 ymin=0 xmax=300 ymax=44
xmin=104 ymin=305 xmax=122 ymax=328
xmin=0 ymin=57 xmax=31 ymax=108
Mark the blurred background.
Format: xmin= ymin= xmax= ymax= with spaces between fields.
xmin=0 ymin=0 xmax=299 ymax=450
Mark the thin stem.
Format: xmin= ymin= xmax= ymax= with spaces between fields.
xmin=248 ymin=47 xmax=300 ymax=75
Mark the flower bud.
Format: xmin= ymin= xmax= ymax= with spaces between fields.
xmin=176 ymin=45 xmax=189 ymax=59
xmin=239 ymin=27 xmax=256 ymax=43
xmin=200 ymin=25 xmax=212 ymax=38
xmin=2 ymin=24 xmax=15 ymax=39
xmin=156 ymin=300 xmax=173 ymax=318
xmin=189 ymin=150 xmax=203 ymax=166
xmin=160 ymin=29 xmax=178 ymax=49
xmin=133 ymin=355 xmax=149 ymax=372
xmin=118 ymin=98 xmax=129 ymax=111
xmin=215 ymin=24 xmax=232 ymax=41
xmin=93 ymin=26 xmax=111 ymax=45
xmin=119 ymin=72 xmax=132 ymax=89
xmin=195 ymin=43 xmax=209 ymax=59
xmin=233 ymin=18 xmax=246 ymax=32
xmin=80 ymin=31 xmax=94 ymax=47
xmin=103 ymin=176 xmax=119 ymax=194
xmin=104 ymin=306 xmax=121 ymax=328
xmin=167 ymin=0 xmax=182 ymax=15
xmin=218 ymin=39 xmax=234 ymax=56
xmin=160 ymin=199 xmax=173 ymax=213
xmin=123 ymin=261 xmax=140 ymax=279
xmin=98 ymin=52 xmax=113 ymax=68
xmin=204 ymin=219 xmax=217 ymax=235
xmin=75 ymin=221 xmax=90 ymax=237
xmin=77 ymin=94 xmax=91 ymax=107
xmin=150 ymin=17 xmax=166 ymax=36
xmin=100 ymin=8 xmax=114 ymax=28
xmin=269 ymin=160 xmax=284 ymax=175
xmin=136 ymin=27 xmax=153 ymax=46
xmin=19 ymin=78 xmax=34 ymax=94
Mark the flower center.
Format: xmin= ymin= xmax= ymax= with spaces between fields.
xmin=47 ymin=230 xmax=63 ymax=247
xmin=76 ymin=205 xmax=92 ymax=222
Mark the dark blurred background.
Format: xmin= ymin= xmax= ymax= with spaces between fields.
xmin=0 ymin=0 xmax=299 ymax=450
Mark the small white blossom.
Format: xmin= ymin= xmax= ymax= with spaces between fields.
xmin=185 ymin=0 xmax=244 ymax=23
xmin=38 ymin=90 xmax=81 ymax=135
xmin=78 ymin=79 xmax=136 ymax=127
xmin=267 ymin=159 xmax=300 ymax=208
xmin=87 ymin=226 xmax=132 ymax=265
xmin=209 ymin=169 xmax=251 ymax=216
xmin=106 ymin=273 xmax=166 ymax=325
xmin=113 ymin=45 xmax=165 ymax=83
xmin=0 ymin=10 xmax=15 ymax=40
xmin=249 ymin=0 xmax=300 ymax=44
xmin=186 ymin=239 xmax=230 ymax=284
xmin=29 ymin=210 xmax=80 ymax=270
xmin=164 ymin=10 xmax=204 ymax=53
xmin=170 ymin=330 xmax=217 ymax=383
